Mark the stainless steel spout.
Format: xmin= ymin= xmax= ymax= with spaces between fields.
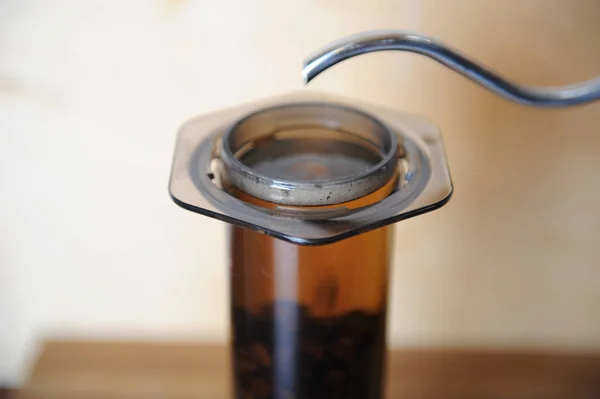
xmin=302 ymin=30 xmax=600 ymax=108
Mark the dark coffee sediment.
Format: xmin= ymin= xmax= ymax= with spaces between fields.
xmin=231 ymin=302 xmax=387 ymax=399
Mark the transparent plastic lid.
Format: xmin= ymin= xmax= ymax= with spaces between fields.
xmin=169 ymin=91 xmax=452 ymax=245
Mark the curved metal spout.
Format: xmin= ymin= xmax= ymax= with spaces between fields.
xmin=302 ymin=30 xmax=600 ymax=108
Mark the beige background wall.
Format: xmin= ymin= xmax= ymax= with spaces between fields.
xmin=1 ymin=0 xmax=599 ymax=386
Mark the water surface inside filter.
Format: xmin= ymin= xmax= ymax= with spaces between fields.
xmin=238 ymin=133 xmax=382 ymax=182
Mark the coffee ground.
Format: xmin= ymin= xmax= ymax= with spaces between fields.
xmin=231 ymin=302 xmax=386 ymax=399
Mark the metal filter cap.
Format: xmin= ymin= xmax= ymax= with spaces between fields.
xmin=219 ymin=103 xmax=400 ymax=206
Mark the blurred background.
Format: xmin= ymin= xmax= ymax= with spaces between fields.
xmin=1 ymin=0 xmax=599 ymax=393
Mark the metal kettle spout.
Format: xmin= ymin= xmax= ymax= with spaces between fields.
xmin=302 ymin=30 xmax=600 ymax=108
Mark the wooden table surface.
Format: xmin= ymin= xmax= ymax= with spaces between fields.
xmin=12 ymin=341 xmax=600 ymax=399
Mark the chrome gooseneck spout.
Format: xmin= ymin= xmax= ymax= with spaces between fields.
xmin=302 ymin=30 xmax=600 ymax=108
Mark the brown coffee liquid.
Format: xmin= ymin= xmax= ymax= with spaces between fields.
xmin=228 ymin=138 xmax=395 ymax=399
